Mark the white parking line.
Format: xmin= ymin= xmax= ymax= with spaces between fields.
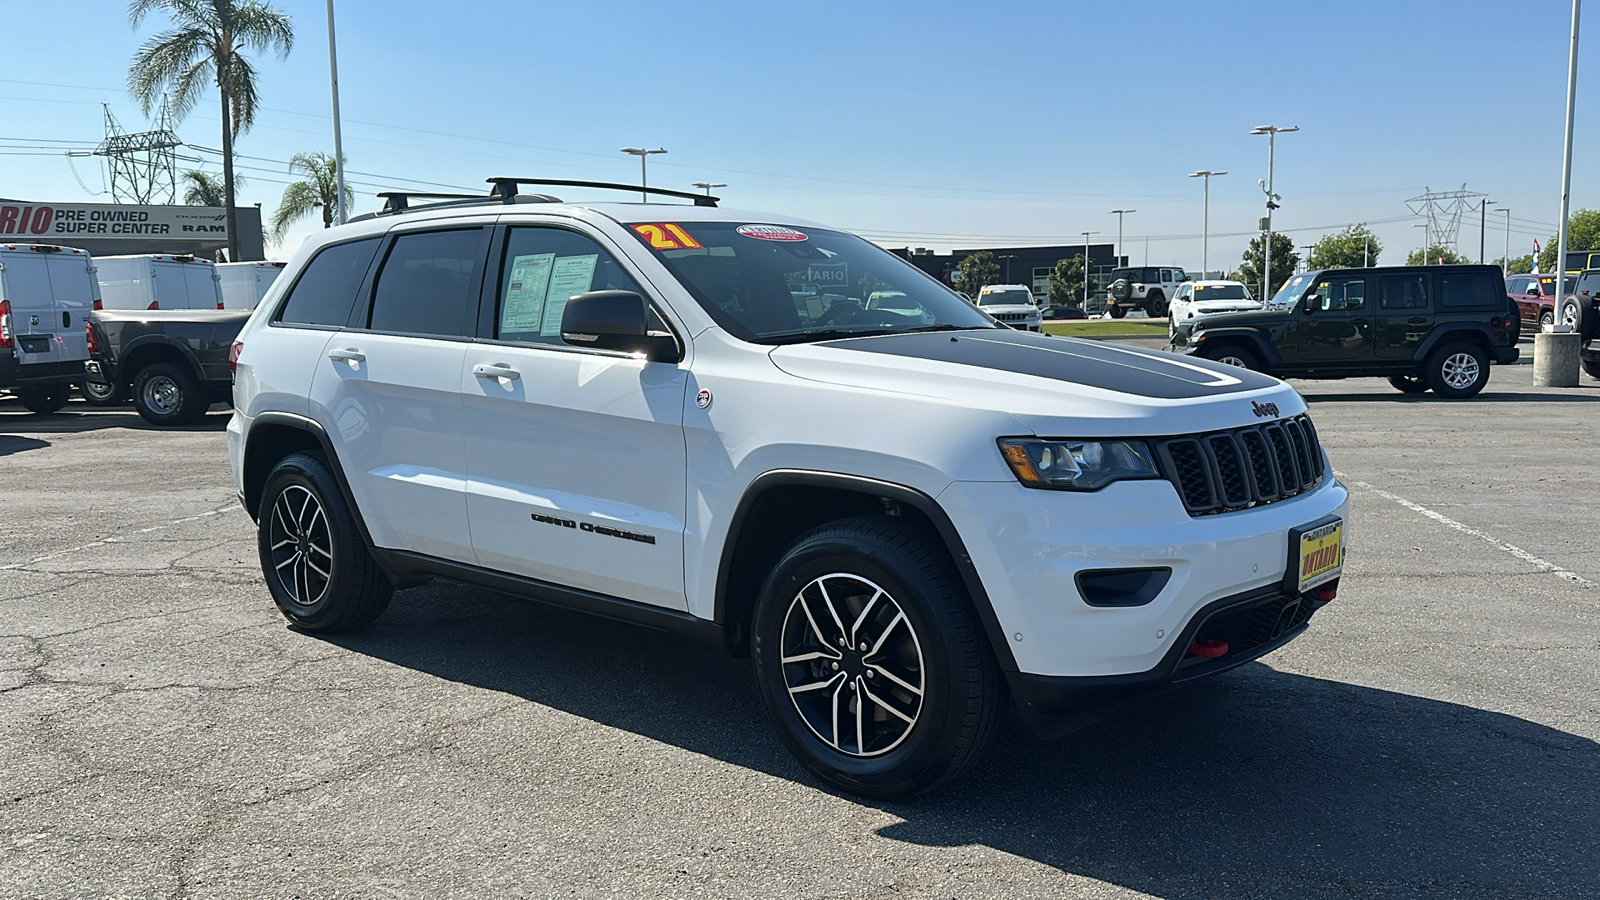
xmin=1338 ymin=474 xmax=1595 ymax=588
xmin=0 ymin=504 xmax=237 ymax=571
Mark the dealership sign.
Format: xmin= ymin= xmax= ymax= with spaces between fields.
xmin=0 ymin=201 xmax=228 ymax=242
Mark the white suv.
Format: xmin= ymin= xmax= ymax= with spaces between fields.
xmin=975 ymin=284 xmax=1043 ymax=332
xmin=1167 ymin=280 xmax=1263 ymax=340
xmin=228 ymin=179 xmax=1350 ymax=797
xmin=1106 ymin=265 xmax=1189 ymax=318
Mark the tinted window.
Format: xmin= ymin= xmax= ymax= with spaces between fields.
xmin=1438 ymin=270 xmax=1499 ymax=308
xmin=1313 ymin=277 xmax=1366 ymax=311
xmin=496 ymin=227 xmax=649 ymax=345
xmin=276 ymin=238 xmax=380 ymax=327
xmin=1577 ymin=273 xmax=1600 ymax=296
xmin=1379 ymin=274 xmax=1428 ymax=310
xmin=1505 ymin=276 xmax=1527 ymax=295
xmin=368 ymin=229 xmax=484 ymax=336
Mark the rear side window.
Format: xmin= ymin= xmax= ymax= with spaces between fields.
xmin=277 ymin=238 xmax=380 ymax=327
xmin=1379 ymin=274 xmax=1428 ymax=310
xmin=1438 ymin=270 xmax=1499 ymax=308
xmin=368 ymin=229 xmax=485 ymax=336
xmin=1505 ymin=276 xmax=1527 ymax=294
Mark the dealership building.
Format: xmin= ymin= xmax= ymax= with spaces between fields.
xmin=890 ymin=243 xmax=1122 ymax=300
xmin=0 ymin=199 xmax=266 ymax=260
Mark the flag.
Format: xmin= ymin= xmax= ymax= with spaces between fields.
xmin=1532 ymin=239 xmax=1541 ymax=275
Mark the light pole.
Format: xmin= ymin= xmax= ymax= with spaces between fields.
xmin=1250 ymin=125 xmax=1298 ymax=299
xmin=1187 ymin=171 xmax=1226 ymax=277
xmin=1414 ymin=223 xmax=1428 ymax=263
xmin=997 ymin=254 xmax=1018 ymax=282
xmin=1109 ymin=209 xmax=1135 ymax=267
xmin=1080 ymin=231 xmax=1099 ymax=309
xmin=1480 ymin=200 xmax=1496 ymax=263
xmin=620 ymin=147 xmax=667 ymax=200
xmin=1502 ymin=208 xmax=1513 ymax=269
xmin=326 ymin=0 xmax=347 ymax=225
xmin=692 ymin=181 xmax=725 ymax=198
xmin=1554 ymin=0 xmax=1582 ymax=304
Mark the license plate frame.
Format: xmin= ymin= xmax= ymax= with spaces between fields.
xmin=1285 ymin=515 xmax=1343 ymax=594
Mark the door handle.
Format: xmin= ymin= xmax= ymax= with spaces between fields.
xmin=473 ymin=363 xmax=521 ymax=381
xmin=1407 ymin=317 xmax=1428 ymax=326
xmin=327 ymin=348 xmax=365 ymax=363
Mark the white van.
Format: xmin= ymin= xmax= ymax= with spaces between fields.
xmin=0 ymin=243 xmax=97 ymax=414
xmin=215 ymin=260 xmax=287 ymax=310
xmin=94 ymin=254 xmax=224 ymax=311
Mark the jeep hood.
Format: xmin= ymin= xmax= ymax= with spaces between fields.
xmin=768 ymin=329 xmax=1301 ymax=436
xmin=1191 ymin=307 xmax=1293 ymax=330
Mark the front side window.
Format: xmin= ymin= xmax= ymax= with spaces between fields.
xmin=367 ymin=229 xmax=484 ymax=336
xmin=629 ymin=221 xmax=992 ymax=343
xmin=1379 ymin=274 xmax=1428 ymax=310
xmin=1438 ymin=271 xmax=1499 ymax=308
xmin=1313 ymin=277 xmax=1367 ymax=311
xmin=495 ymin=227 xmax=651 ymax=345
xmin=276 ymin=237 xmax=380 ymax=327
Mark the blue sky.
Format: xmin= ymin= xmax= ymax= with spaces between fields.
xmin=2 ymin=0 xmax=1595 ymax=270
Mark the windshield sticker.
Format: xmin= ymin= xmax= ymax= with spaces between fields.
xmin=737 ymin=224 xmax=808 ymax=242
xmin=633 ymin=223 xmax=702 ymax=250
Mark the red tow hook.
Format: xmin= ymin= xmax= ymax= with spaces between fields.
xmin=1188 ymin=639 xmax=1228 ymax=658
xmin=1315 ymin=586 xmax=1337 ymax=602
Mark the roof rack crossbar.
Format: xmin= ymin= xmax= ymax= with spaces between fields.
xmin=376 ymin=191 xmax=485 ymax=213
xmin=487 ymin=177 xmax=718 ymax=208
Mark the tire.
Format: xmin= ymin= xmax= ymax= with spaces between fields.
xmin=1387 ymin=374 xmax=1429 ymax=394
xmin=1202 ymin=343 xmax=1261 ymax=371
xmin=1109 ymin=278 xmax=1133 ymax=302
xmin=750 ymin=516 xmax=1004 ymax=799
xmin=132 ymin=362 xmax=207 ymax=426
xmin=1539 ymin=309 xmax=1554 ymax=328
xmin=1583 ymin=358 xmax=1600 ymax=380
xmin=1422 ymin=341 xmax=1490 ymax=399
xmin=258 ymin=452 xmax=392 ymax=633
xmin=1560 ymin=295 xmax=1594 ymax=339
xmin=1108 ymin=305 xmax=1128 ymax=319
xmin=1146 ymin=291 xmax=1168 ymax=318
xmin=16 ymin=386 xmax=69 ymax=415
xmin=80 ymin=379 xmax=125 ymax=406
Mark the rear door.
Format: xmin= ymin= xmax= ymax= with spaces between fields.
xmin=44 ymin=251 xmax=94 ymax=363
xmin=0 ymin=251 xmax=65 ymax=367
xmin=151 ymin=260 xmax=189 ymax=309
xmin=184 ymin=263 xmax=222 ymax=309
xmin=1374 ymin=271 xmax=1432 ymax=360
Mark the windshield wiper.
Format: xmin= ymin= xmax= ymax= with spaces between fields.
xmin=753 ymin=327 xmax=900 ymax=345
xmin=905 ymin=324 xmax=992 ymax=333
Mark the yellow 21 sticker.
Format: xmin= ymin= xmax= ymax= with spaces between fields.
xmin=633 ymin=223 xmax=702 ymax=250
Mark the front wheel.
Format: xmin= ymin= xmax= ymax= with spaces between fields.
xmin=16 ymin=386 xmax=69 ymax=415
xmin=1202 ymin=344 xmax=1260 ymax=371
xmin=751 ymin=516 xmax=1004 ymax=799
xmin=1387 ymin=374 xmax=1429 ymax=394
xmin=1539 ymin=309 xmax=1555 ymax=328
xmin=1423 ymin=341 xmax=1489 ymax=399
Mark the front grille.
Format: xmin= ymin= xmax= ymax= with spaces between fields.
xmin=992 ymin=312 xmax=1030 ymax=322
xmin=1154 ymin=414 xmax=1325 ymax=516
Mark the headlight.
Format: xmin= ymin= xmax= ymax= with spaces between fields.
xmin=997 ymin=438 xmax=1160 ymax=491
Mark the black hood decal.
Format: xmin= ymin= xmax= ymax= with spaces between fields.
xmin=819 ymin=330 xmax=1281 ymax=399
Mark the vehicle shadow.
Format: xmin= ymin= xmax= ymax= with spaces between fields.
xmin=0 ymin=403 xmax=231 ymax=434
xmin=0 ymin=435 xmax=50 ymax=456
xmin=1304 ymin=389 xmax=1600 ymax=404
xmin=326 ymin=582 xmax=1600 ymax=898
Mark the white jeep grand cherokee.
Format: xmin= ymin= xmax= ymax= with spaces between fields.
xmin=228 ymin=179 xmax=1349 ymax=798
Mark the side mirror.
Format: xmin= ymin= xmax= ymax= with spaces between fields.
xmin=1300 ymin=295 xmax=1318 ymax=314
xmin=561 ymin=290 xmax=678 ymax=360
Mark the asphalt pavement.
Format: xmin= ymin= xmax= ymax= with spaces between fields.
xmin=1 ymin=356 xmax=1596 ymax=899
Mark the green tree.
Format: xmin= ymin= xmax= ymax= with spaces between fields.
xmin=1237 ymin=233 xmax=1300 ymax=299
xmin=128 ymin=0 xmax=294 ymax=261
xmin=269 ymin=152 xmax=353 ymax=240
xmin=180 ymin=168 xmax=227 ymax=206
xmin=952 ymin=251 xmax=1001 ymax=297
xmin=1308 ymin=224 xmax=1382 ymax=269
xmin=1047 ymin=255 xmax=1088 ymax=306
xmin=1406 ymin=244 xmax=1469 ymax=266
xmin=1537 ymin=208 xmax=1600 ymax=271
xmin=1494 ymin=254 xmax=1534 ymax=275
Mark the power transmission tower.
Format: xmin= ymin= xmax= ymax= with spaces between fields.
xmin=1405 ymin=185 xmax=1487 ymax=258
xmin=94 ymin=102 xmax=181 ymax=205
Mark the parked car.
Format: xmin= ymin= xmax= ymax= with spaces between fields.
xmin=1561 ymin=269 xmax=1600 ymax=379
xmin=975 ymin=284 xmax=1043 ymax=331
xmin=84 ymin=308 xmax=248 ymax=424
xmin=1105 ymin=265 xmax=1188 ymax=318
xmin=216 ymin=261 xmax=287 ymax=310
xmin=1042 ymin=305 xmax=1088 ymax=320
xmin=0 ymin=243 xmax=95 ymax=414
xmin=228 ymin=178 xmax=1348 ymax=798
xmin=94 ymin=254 xmax=224 ymax=311
xmin=1172 ymin=265 xmax=1519 ymax=398
xmin=1166 ymin=280 xmax=1261 ymax=340
xmin=1505 ymin=273 xmax=1575 ymax=328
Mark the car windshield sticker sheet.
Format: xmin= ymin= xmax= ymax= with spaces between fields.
xmin=539 ymin=254 xmax=599 ymax=336
xmin=502 ymin=253 xmax=555 ymax=333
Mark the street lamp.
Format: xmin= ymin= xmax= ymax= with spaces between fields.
xmin=996 ymin=254 xmax=1018 ymax=282
xmin=1250 ymin=125 xmax=1298 ymax=300
xmin=1080 ymin=231 xmax=1099 ymax=309
xmin=692 ymin=182 xmax=725 ymax=198
xmin=1502 ymin=208 xmax=1513 ymax=270
xmin=1187 ymin=171 xmax=1226 ymax=277
xmin=326 ymin=0 xmax=348 ymax=225
xmin=620 ymin=147 xmax=667 ymax=200
xmin=1108 ymin=209 xmax=1135 ymax=268
xmin=1413 ymin=223 xmax=1428 ymax=264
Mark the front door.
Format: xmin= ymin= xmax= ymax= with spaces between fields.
xmin=1373 ymin=271 xmax=1432 ymax=360
xmin=462 ymin=224 xmax=688 ymax=610
xmin=1296 ymin=274 xmax=1372 ymax=363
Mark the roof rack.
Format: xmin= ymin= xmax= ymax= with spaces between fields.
xmin=487 ymin=177 xmax=718 ymax=207
xmin=376 ymin=191 xmax=487 ymax=213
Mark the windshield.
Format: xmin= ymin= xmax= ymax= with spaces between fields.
xmin=978 ymin=288 xmax=1034 ymax=306
xmin=630 ymin=222 xmax=995 ymax=343
xmin=1267 ymin=273 xmax=1315 ymax=309
xmin=1192 ymin=284 xmax=1254 ymax=302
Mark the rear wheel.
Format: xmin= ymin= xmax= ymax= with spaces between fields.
xmin=1146 ymin=291 xmax=1168 ymax=318
xmin=1423 ymin=341 xmax=1489 ymax=399
xmin=132 ymin=362 xmax=207 ymax=426
xmin=1108 ymin=305 xmax=1128 ymax=319
xmin=1387 ymin=374 xmax=1429 ymax=394
xmin=751 ymin=516 xmax=1004 ymax=799
xmin=16 ymin=386 xmax=69 ymax=415
xmin=258 ymin=452 xmax=392 ymax=633
xmin=80 ymin=379 xmax=125 ymax=406
xmin=1202 ymin=344 xmax=1260 ymax=371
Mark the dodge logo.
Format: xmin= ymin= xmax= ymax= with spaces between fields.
xmin=1251 ymin=400 xmax=1280 ymax=418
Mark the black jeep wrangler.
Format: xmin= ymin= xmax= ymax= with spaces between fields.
xmin=1560 ymin=269 xmax=1600 ymax=380
xmin=1171 ymin=265 xmax=1520 ymax=398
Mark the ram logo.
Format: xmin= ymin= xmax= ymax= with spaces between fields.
xmin=1251 ymin=400 xmax=1281 ymax=418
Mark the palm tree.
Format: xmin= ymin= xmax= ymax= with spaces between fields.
xmin=270 ymin=152 xmax=352 ymax=240
xmin=180 ymin=168 xmax=228 ymax=206
xmin=127 ymin=0 xmax=293 ymax=260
